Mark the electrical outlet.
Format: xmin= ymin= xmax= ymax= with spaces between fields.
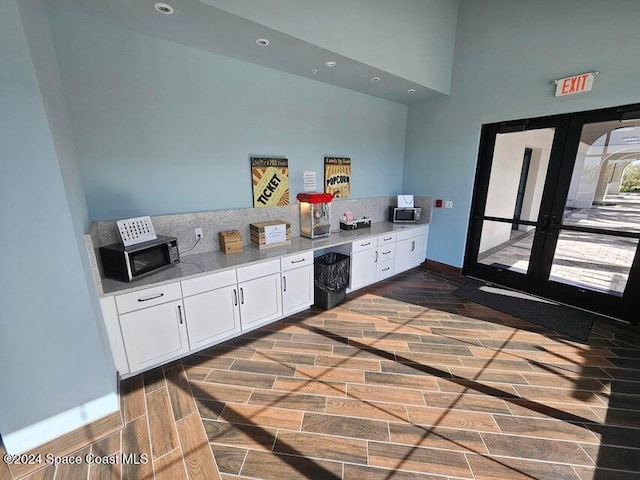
xmin=195 ymin=228 xmax=203 ymax=239
xmin=444 ymin=200 xmax=453 ymax=209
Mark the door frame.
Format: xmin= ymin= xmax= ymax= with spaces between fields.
xmin=463 ymin=104 xmax=640 ymax=324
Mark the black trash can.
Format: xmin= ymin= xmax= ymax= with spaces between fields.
xmin=314 ymin=252 xmax=350 ymax=309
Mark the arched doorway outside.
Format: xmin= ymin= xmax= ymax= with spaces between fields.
xmin=620 ymin=159 xmax=640 ymax=193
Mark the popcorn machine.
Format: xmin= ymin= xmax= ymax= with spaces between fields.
xmin=296 ymin=192 xmax=333 ymax=239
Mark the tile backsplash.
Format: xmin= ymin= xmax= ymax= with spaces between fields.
xmin=86 ymin=195 xmax=432 ymax=294
xmin=88 ymin=195 xmax=432 ymax=255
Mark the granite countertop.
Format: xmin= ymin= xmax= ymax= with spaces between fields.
xmin=99 ymin=221 xmax=428 ymax=297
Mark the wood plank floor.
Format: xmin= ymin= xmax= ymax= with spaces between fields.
xmin=3 ymin=268 xmax=640 ymax=479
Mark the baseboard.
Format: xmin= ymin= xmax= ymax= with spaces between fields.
xmin=421 ymin=259 xmax=465 ymax=281
xmin=2 ymin=392 xmax=120 ymax=455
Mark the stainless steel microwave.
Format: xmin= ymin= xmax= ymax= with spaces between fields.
xmin=99 ymin=236 xmax=180 ymax=282
xmin=389 ymin=206 xmax=422 ymax=223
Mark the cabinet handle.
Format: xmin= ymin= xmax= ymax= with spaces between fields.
xmin=382 ymin=267 xmax=390 ymax=272
xmin=176 ymin=305 xmax=183 ymax=324
xmin=291 ymin=258 xmax=305 ymax=264
xmin=240 ymin=287 xmax=244 ymax=304
xmin=233 ymin=288 xmax=238 ymax=306
xmin=383 ymin=250 xmax=391 ymax=255
xmin=138 ymin=293 xmax=164 ymax=302
xmin=283 ymin=276 xmax=287 ymax=292
xmin=375 ymin=250 xmax=379 ymax=262
xmin=361 ymin=242 xmax=371 ymax=247
xmin=384 ymin=237 xmax=392 ymax=241
xmin=410 ymin=240 xmax=415 ymax=252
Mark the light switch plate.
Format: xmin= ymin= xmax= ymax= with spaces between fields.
xmin=397 ymin=195 xmax=414 ymax=208
xmin=444 ymin=200 xmax=454 ymax=209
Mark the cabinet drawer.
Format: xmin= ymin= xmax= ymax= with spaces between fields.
xmin=115 ymin=282 xmax=182 ymax=314
xmin=280 ymin=251 xmax=313 ymax=272
xmin=237 ymin=259 xmax=280 ymax=283
xmin=395 ymin=228 xmax=414 ymax=242
xmin=181 ymin=269 xmax=237 ymax=297
xmin=413 ymin=225 xmax=429 ymax=237
xmin=376 ymin=259 xmax=395 ymax=279
xmin=351 ymin=238 xmax=376 ymax=253
xmin=378 ymin=244 xmax=396 ymax=260
xmin=377 ymin=232 xmax=397 ymax=245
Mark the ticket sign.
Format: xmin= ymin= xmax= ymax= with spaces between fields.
xmin=555 ymin=72 xmax=595 ymax=97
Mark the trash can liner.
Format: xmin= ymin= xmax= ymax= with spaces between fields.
xmin=314 ymin=253 xmax=350 ymax=293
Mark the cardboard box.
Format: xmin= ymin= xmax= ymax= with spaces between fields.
xmin=219 ymin=230 xmax=243 ymax=254
xmin=250 ymin=220 xmax=291 ymax=249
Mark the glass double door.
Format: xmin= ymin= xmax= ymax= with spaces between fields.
xmin=464 ymin=104 xmax=640 ymax=323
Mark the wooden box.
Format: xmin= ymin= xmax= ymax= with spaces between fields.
xmin=219 ymin=230 xmax=243 ymax=254
xmin=250 ymin=220 xmax=291 ymax=249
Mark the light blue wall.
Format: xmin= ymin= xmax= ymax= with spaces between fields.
xmin=203 ymin=0 xmax=459 ymax=94
xmin=47 ymin=11 xmax=408 ymax=221
xmin=17 ymin=0 xmax=116 ymax=389
xmin=0 ymin=0 xmax=115 ymax=436
xmin=404 ymin=0 xmax=640 ymax=267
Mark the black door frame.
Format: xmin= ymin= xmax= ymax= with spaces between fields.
xmin=463 ymin=103 xmax=640 ymax=324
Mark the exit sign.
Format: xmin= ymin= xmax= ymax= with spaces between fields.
xmin=554 ymin=72 xmax=596 ymax=97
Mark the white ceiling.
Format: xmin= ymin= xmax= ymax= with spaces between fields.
xmin=42 ymin=0 xmax=444 ymax=104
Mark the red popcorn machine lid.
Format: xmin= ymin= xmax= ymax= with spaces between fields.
xmin=296 ymin=192 xmax=334 ymax=204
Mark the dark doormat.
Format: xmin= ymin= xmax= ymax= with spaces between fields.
xmin=452 ymin=281 xmax=595 ymax=341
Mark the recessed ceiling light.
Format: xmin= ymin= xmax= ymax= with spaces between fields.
xmin=623 ymin=136 xmax=640 ymax=143
xmin=154 ymin=3 xmax=174 ymax=14
xmin=407 ymin=88 xmax=416 ymax=93
xmin=255 ymin=38 xmax=270 ymax=46
xmin=371 ymin=77 xmax=381 ymax=83
xmin=324 ymin=61 xmax=337 ymax=67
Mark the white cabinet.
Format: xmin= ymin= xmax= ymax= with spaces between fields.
xmin=394 ymin=238 xmax=413 ymax=273
xmin=101 ymin=223 xmax=430 ymax=378
xmin=395 ymin=225 xmax=429 ymax=273
xmin=181 ymin=269 xmax=240 ymax=349
xmin=116 ymin=283 xmax=189 ymax=372
xmin=281 ymin=252 xmax=314 ymax=315
xmin=237 ymin=260 xmax=282 ymax=330
xmin=350 ymin=234 xmax=398 ymax=289
xmin=350 ymin=240 xmax=377 ymax=290
xmin=411 ymin=227 xmax=428 ymax=266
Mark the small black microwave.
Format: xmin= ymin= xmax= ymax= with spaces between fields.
xmin=389 ymin=206 xmax=422 ymax=223
xmin=99 ymin=236 xmax=180 ymax=282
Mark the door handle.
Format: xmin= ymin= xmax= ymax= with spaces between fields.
xmin=233 ymin=288 xmax=238 ymax=306
xmin=410 ymin=240 xmax=415 ymax=252
xmin=176 ymin=305 xmax=183 ymax=324
xmin=240 ymin=287 xmax=244 ymax=304
xmin=375 ymin=250 xmax=379 ymax=262
xmin=283 ymin=276 xmax=287 ymax=292
xmin=540 ymin=214 xmax=550 ymax=233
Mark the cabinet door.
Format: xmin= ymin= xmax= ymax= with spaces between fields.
xmin=282 ymin=265 xmax=314 ymax=315
xmin=119 ymin=300 xmax=189 ymax=372
xmin=394 ymin=238 xmax=413 ymax=273
xmin=183 ymin=285 xmax=241 ymax=349
xmin=350 ymin=248 xmax=377 ymax=290
xmin=410 ymin=232 xmax=428 ymax=267
xmin=239 ymin=273 xmax=282 ymax=329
